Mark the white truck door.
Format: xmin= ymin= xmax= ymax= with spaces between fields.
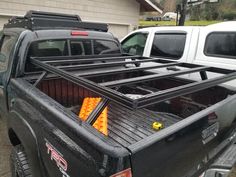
xmin=146 ymin=27 xmax=193 ymax=63
xmin=143 ymin=27 xmax=193 ymax=74
xmin=192 ymin=22 xmax=236 ymax=88
xmin=121 ymin=30 xmax=150 ymax=56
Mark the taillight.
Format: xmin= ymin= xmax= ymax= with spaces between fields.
xmin=71 ymin=31 xmax=88 ymax=36
xmin=110 ymin=168 xmax=132 ymax=177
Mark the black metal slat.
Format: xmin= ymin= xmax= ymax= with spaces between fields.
xmin=100 ymin=66 xmax=210 ymax=87
xmin=137 ymin=72 xmax=236 ymax=108
xmin=78 ymin=62 xmax=179 ymax=78
xmin=56 ymin=58 xmax=170 ymax=70
xmin=42 ymin=55 xmax=142 ymax=64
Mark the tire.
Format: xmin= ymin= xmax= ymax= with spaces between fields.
xmin=10 ymin=145 xmax=32 ymax=177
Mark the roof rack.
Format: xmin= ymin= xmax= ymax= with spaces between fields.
xmin=4 ymin=10 xmax=108 ymax=32
xmin=30 ymin=55 xmax=236 ymax=109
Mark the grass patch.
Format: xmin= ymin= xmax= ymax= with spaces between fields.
xmin=139 ymin=20 xmax=221 ymax=27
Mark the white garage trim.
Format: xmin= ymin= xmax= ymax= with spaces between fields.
xmin=0 ymin=12 xmax=23 ymax=17
xmin=144 ymin=0 xmax=163 ymax=14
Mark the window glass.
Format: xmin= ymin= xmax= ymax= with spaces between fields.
xmin=0 ymin=35 xmax=16 ymax=71
xmin=205 ymin=32 xmax=236 ymax=58
xmin=28 ymin=39 xmax=120 ymax=57
xmin=28 ymin=40 xmax=68 ymax=57
xmin=151 ymin=33 xmax=186 ymax=59
xmin=94 ymin=40 xmax=120 ymax=55
xmin=70 ymin=40 xmax=92 ymax=56
xmin=121 ymin=33 xmax=148 ymax=55
xmin=26 ymin=39 xmax=121 ymax=72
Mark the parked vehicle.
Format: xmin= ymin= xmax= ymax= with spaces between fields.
xmin=121 ymin=22 xmax=236 ymax=87
xmin=162 ymin=12 xmax=178 ymax=20
xmin=146 ymin=16 xmax=162 ymax=21
xmin=1 ymin=11 xmax=236 ymax=177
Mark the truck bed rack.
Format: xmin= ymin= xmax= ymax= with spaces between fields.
xmin=4 ymin=10 xmax=108 ymax=32
xmin=30 ymin=55 xmax=236 ymax=110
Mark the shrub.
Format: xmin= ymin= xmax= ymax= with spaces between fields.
xmin=222 ymin=12 xmax=236 ymax=20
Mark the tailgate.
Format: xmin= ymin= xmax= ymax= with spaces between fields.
xmin=128 ymin=95 xmax=236 ymax=177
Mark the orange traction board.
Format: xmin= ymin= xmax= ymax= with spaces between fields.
xmin=79 ymin=97 xmax=108 ymax=136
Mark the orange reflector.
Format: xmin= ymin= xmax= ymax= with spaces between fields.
xmin=110 ymin=168 xmax=132 ymax=177
xmin=71 ymin=31 xmax=88 ymax=36
xmin=79 ymin=97 xmax=108 ymax=136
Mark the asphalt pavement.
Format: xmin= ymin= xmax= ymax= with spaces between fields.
xmin=0 ymin=117 xmax=11 ymax=177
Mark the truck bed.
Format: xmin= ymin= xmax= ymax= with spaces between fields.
xmin=25 ymin=56 xmax=236 ymax=148
xmin=34 ymin=76 xmax=234 ymax=147
xmin=23 ymin=56 xmax=236 ymax=177
xmin=106 ymin=103 xmax=180 ymax=146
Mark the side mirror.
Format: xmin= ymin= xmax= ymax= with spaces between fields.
xmin=0 ymin=53 xmax=6 ymax=62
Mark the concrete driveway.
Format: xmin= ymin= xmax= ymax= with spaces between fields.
xmin=0 ymin=117 xmax=11 ymax=177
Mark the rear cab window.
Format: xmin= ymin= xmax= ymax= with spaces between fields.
xmin=28 ymin=40 xmax=68 ymax=57
xmin=150 ymin=33 xmax=186 ymax=60
xmin=26 ymin=38 xmax=121 ymax=72
xmin=121 ymin=32 xmax=148 ymax=55
xmin=28 ymin=39 xmax=120 ymax=57
xmin=204 ymin=32 xmax=236 ymax=59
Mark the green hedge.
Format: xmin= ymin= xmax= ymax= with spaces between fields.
xmin=222 ymin=12 xmax=236 ymax=20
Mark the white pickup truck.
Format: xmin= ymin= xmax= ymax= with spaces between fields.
xmin=121 ymin=21 xmax=236 ymax=88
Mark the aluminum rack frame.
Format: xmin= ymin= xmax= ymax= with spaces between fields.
xmin=30 ymin=56 xmax=236 ymax=109
xmin=4 ymin=10 xmax=108 ymax=32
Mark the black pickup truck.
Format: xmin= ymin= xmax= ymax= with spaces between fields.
xmin=1 ymin=11 xmax=236 ymax=177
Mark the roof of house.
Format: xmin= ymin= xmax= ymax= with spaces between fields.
xmin=137 ymin=0 xmax=163 ymax=14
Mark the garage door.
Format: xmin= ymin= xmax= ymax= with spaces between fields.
xmin=108 ymin=24 xmax=129 ymax=40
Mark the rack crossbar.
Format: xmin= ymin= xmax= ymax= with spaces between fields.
xmin=136 ymin=72 xmax=236 ymax=108
xmin=78 ymin=62 xmax=179 ymax=77
xmin=40 ymin=55 xmax=141 ymax=63
xmin=56 ymin=58 xmax=175 ymax=70
xmin=100 ymin=66 xmax=210 ymax=87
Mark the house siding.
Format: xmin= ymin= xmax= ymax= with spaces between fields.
xmin=0 ymin=0 xmax=140 ymax=39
